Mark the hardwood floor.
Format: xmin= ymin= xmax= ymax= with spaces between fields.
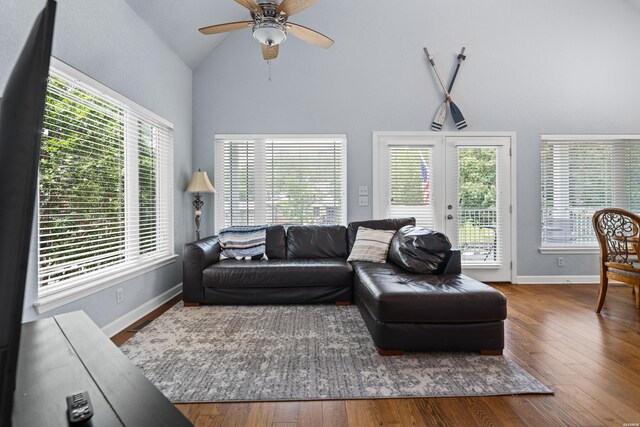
xmin=113 ymin=284 xmax=640 ymax=426
xmin=111 ymin=294 xmax=182 ymax=347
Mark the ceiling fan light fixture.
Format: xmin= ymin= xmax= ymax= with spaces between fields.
xmin=253 ymin=21 xmax=287 ymax=46
xmin=199 ymin=0 xmax=333 ymax=61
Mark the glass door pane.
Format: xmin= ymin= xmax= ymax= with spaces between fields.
xmin=456 ymin=147 xmax=500 ymax=265
xmin=388 ymin=146 xmax=435 ymax=229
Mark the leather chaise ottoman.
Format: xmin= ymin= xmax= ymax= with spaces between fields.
xmin=352 ymin=261 xmax=507 ymax=355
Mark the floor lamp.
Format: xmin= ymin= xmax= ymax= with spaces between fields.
xmin=186 ymin=169 xmax=215 ymax=240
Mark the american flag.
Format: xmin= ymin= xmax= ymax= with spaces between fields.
xmin=420 ymin=153 xmax=430 ymax=204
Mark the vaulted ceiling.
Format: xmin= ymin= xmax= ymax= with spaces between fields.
xmin=627 ymin=0 xmax=640 ymax=12
xmin=125 ymin=0 xmax=640 ymax=70
xmin=123 ymin=0 xmax=246 ymax=69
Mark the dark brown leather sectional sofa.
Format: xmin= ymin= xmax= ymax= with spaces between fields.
xmin=183 ymin=218 xmax=507 ymax=355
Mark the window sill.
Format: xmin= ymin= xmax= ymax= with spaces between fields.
xmin=34 ymin=254 xmax=178 ymax=315
xmin=538 ymin=246 xmax=599 ymax=255
xmin=461 ymin=263 xmax=502 ymax=269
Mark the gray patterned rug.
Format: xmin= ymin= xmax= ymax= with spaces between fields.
xmin=120 ymin=304 xmax=552 ymax=402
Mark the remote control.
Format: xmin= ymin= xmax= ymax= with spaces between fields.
xmin=66 ymin=391 xmax=94 ymax=424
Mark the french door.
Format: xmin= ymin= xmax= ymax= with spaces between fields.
xmin=373 ymin=132 xmax=514 ymax=282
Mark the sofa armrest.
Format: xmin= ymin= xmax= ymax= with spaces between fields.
xmin=441 ymin=249 xmax=461 ymax=275
xmin=183 ymin=236 xmax=220 ymax=304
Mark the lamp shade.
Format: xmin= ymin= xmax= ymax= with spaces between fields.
xmin=186 ymin=170 xmax=215 ymax=193
xmin=253 ymin=22 xmax=287 ymax=46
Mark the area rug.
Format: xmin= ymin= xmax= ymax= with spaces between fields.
xmin=120 ymin=304 xmax=552 ymax=402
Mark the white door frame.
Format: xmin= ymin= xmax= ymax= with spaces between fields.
xmin=444 ymin=135 xmax=512 ymax=282
xmin=372 ymin=131 xmax=518 ymax=283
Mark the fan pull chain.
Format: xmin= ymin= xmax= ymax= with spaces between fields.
xmin=268 ymin=60 xmax=272 ymax=81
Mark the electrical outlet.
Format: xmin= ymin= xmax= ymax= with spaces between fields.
xmin=358 ymin=186 xmax=368 ymax=196
xmin=557 ymin=257 xmax=564 ymax=267
xmin=116 ymin=288 xmax=124 ymax=304
xmin=358 ymin=196 xmax=369 ymax=207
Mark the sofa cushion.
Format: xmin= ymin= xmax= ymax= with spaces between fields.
xmin=352 ymin=262 xmax=507 ymax=323
xmin=347 ymin=227 xmax=395 ymax=263
xmin=347 ymin=217 xmax=415 ymax=252
xmin=388 ymin=225 xmax=452 ymax=274
xmin=266 ymin=225 xmax=287 ymax=259
xmin=286 ymin=225 xmax=348 ymax=259
xmin=203 ymin=258 xmax=353 ymax=288
xmin=608 ymin=266 xmax=640 ymax=280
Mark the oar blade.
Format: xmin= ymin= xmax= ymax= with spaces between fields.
xmin=431 ymin=102 xmax=446 ymax=131
xmin=449 ymin=101 xmax=467 ymax=130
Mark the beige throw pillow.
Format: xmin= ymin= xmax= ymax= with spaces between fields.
xmin=347 ymin=227 xmax=396 ymax=263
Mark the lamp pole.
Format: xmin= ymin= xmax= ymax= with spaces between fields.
xmin=193 ymin=192 xmax=204 ymax=240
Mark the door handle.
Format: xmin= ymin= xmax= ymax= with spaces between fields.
xmin=447 ymin=214 xmax=454 ymax=220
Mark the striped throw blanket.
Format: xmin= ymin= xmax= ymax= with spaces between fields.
xmin=219 ymin=225 xmax=267 ymax=259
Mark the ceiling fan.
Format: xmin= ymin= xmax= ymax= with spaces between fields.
xmin=198 ymin=0 xmax=334 ymax=61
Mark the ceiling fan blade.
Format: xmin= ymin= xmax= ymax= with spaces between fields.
xmin=199 ymin=21 xmax=253 ymax=35
xmin=286 ymin=23 xmax=334 ymax=49
xmin=261 ymin=44 xmax=279 ymax=60
xmin=276 ymin=0 xmax=319 ymax=16
xmin=234 ymin=0 xmax=262 ymax=14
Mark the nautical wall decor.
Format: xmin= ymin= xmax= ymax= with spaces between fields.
xmin=423 ymin=47 xmax=467 ymax=131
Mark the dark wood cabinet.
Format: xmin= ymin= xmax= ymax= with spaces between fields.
xmin=13 ymin=311 xmax=192 ymax=426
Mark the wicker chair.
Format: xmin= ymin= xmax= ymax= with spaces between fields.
xmin=592 ymin=208 xmax=640 ymax=313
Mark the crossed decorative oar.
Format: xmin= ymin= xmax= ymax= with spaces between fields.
xmin=424 ymin=47 xmax=467 ymax=131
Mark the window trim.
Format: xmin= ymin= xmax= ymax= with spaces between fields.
xmin=35 ymin=57 xmax=176 ymax=310
xmin=213 ymin=133 xmax=348 ymax=231
xmin=537 ymin=247 xmax=599 ymax=255
xmin=34 ymin=254 xmax=178 ymax=314
xmin=539 ymin=134 xmax=640 ymax=252
xmin=50 ymin=58 xmax=174 ymax=130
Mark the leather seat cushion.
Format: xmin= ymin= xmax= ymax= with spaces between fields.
xmin=286 ymin=225 xmax=348 ymax=259
xmin=266 ymin=225 xmax=287 ymax=259
xmin=353 ymin=262 xmax=507 ymax=323
xmin=203 ymin=258 xmax=353 ymax=288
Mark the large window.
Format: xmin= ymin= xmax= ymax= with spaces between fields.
xmin=38 ymin=61 xmax=174 ymax=297
xmin=541 ymin=136 xmax=640 ymax=248
xmin=214 ymin=135 xmax=347 ymax=231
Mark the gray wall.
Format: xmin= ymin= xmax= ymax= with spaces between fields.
xmin=193 ymin=0 xmax=640 ymax=278
xmin=0 ymin=0 xmax=193 ymax=326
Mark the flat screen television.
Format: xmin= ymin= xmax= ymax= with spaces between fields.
xmin=0 ymin=1 xmax=56 ymax=425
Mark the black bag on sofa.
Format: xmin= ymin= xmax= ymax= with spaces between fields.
xmin=388 ymin=225 xmax=452 ymax=274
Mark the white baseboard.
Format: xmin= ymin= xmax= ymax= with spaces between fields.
xmin=516 ymin=275 xmax=599 ymax=284
xmin=101 ymin=283 xmax=182 ymax=338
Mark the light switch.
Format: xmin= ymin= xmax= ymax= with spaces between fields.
xmin=358 ymin=186 xmax=368 ymax=196
xmin=358 ymin=196 xmax=369 ymax=207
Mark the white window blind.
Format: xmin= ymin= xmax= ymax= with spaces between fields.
xmin=541 ymin=136 xmax=640 ymax=247
xmin=220 ymin=140 xmax=256 ymax=226
xmin=38 ymin=65 xmax=174 ymax=293
xmin=215 ymin=136 xmax=347 ymax=231
xmin=387 ymin=146 xmax=435 ymax=229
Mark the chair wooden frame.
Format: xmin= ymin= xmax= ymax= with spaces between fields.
xmin=592 ymin=208 xmax=640 ymax=313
